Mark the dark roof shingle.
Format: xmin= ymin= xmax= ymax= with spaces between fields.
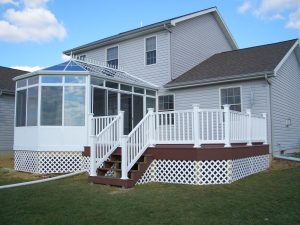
xmin=166 ymin=39 xmax=298 ymax=88
xmin=0 ymin=66 xmax=28 ymax=94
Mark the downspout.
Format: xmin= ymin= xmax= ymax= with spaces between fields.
xmin=265 ymin=73 xmax=274 ymax=155
xmin=163 ymin=24 xmax=172 ymax=81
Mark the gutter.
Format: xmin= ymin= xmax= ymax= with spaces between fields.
xmin=165 ymin=71 xmax=274 ymax=89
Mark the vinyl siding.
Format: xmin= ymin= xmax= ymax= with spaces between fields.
xmin=173 ymin=80 xmax=269 ymax=114
xmin=170 ymin=13 xmax=233 ymax=79
xmin=271 ymin=51 xmax=300 ymax=153
xmin=0 ymin=95 xmax=15 ymax=150
xmin=172 ymin=79 xmax=271 ymax=144
xmin=82 ymin=31 xmax=171 ymax=87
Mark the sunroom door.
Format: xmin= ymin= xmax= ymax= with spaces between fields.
xmin=121 ymin=94 xmax=132 ymax=135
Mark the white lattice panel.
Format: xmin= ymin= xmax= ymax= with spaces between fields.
xmin=153 ymin=160 xmax=195 ymax=184
xmin=14 ymin=151 xmax=90 ymax=174
xmin=138 ymin=155 xmax=269 ymax=186
xmin=14 ymin=151 xmax=39 ymax=173
xmin=232 ymin=155 xmax=269 ymax=182
xmin=195 ymin=160 xmax=231 ymax=185
xmin=138 ymin=159 xmax=231 ymax=185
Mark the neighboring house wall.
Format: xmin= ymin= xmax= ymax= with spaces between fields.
xmin=271 ymin=51 xmax=300 ymax=153
xmin=0 ymin=94 xmax=15 ymax=150
xmin=170 ymin=13 xmax=233 ymax=79
xmin=82 ymin=30 xmax=171 ymax=87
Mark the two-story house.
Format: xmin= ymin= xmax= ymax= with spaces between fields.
xmin=12 ymin=7 xmax=300 ymax=188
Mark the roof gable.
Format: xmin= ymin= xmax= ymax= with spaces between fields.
xmin=165 ymin=39 xmax=298 ymax=88
xmin=63 ymin=7 xmax=237 ymax=55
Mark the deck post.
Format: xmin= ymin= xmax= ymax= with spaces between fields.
xmin=148 ymin=108 xmax=155 ymax=147
xmin=224 ymin=105 xmax=231 ymax=147
xmin=246 ymin=109 xmax=252 ymax=146
xmin=121 ymin=135 xmax=128 ymax=180
xmin=262 ymin=113 xmax=268 ymax=144
xmin=119 ymin=111 xmax=124 ymax=138
xmin=193 ymin=104 xmax=201 ymax=148
xmin=90 ymin=136 xmax=97 ymax=176
xmin=87 ymin=113 xmax=94 ymax=146
xmin=88 ymin=113 xmax=97 ymax=176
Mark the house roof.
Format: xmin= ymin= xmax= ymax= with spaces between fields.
xmin=165 ymin=39 xmax=299 ymax=89
xmin=0 ymin=66 xmax=28 ymax=95
xmin=13 ymin=59 xmax=158 ymax=89
xmin=63 ymin=7 xmax=237 ymax=55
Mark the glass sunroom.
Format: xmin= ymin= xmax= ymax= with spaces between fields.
xmin=13 ymin=59 xmax=158 ymax=152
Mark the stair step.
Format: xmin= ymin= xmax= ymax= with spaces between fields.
xmin=89 ymin=176 xmax=135 ymax=188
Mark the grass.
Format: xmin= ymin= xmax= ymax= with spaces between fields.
xmin=290 ymin=152 xmax=300 ymax=158
xmin=0 ymin=162 xmax=300 ymax=225
xmin=0 ymin=151 xmax=40 ymax=185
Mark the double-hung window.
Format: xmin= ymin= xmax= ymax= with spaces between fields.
xmin=145 ymin=36 xmax=156 ymax=65
xmin=220 ymin=87 xmax=241 ymax=112
xmin=106 ymin=46 xmax=118 ymax=69
xmin=158 ymin=95 xmax=174 ymax=125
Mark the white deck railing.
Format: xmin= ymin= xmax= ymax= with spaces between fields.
xmin=91 ymin=115 xmax=118 ymax=136
xmin=89 ymin=105 xmax=268 ymax=177
xmin=120 ymin=109 xmax=154 ymax=179
xmin=90 ymin=112 xmax=123 ymax=176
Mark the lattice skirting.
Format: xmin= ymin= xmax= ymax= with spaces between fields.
xmin=137 ymin=155 xmax=269 ymax=185
xmin=14 ymin=151 xmax=90 ymax=174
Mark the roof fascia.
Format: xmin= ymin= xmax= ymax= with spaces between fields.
xmin=274 ymin=40 xmax=299 ymax=75
xmin=13 ymin=70 xmax=89 ymax=81
xmin=165 ymin=72 xmax=274 ymax=89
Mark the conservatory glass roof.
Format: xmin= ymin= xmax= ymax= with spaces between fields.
xmin=42 ymin=59 xmax=157 ymax=89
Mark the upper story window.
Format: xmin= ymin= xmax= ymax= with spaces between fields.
xmin=145 ymin=36 xmax=156 ymax=65
xmin=77 ymin=55 xmax=86 ymax=61
xmin=220 ymin=87 xmax=241 ymax=112
xmin=107 ymin=46 xmax=118 ymax=69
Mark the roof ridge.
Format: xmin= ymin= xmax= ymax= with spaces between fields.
xmin=218 ymin=39 xmax=298 ymax=55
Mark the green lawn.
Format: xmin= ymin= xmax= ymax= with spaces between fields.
xmin=0 ymin=167 xmax=300 ymax=225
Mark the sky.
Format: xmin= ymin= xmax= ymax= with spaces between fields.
xmin=0 ymin=0 xmax=299 ymax=72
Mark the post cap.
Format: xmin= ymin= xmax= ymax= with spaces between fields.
xmin=192 ymin=104 xmax=200 ymax=108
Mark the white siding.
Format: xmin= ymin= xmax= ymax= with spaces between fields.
xmin=174 ymin=80 xmax=269 ymax=114
xmin=83 ymin=31 xmax=171 ymax=87
xmin=271 ymin=51 xmax=300 ymax=152
xmin=172 ymin=80 xmax=271 ymax=146
xmin=81 ymin=13 xmax=234 ymax=89
xmin=170 ymin=13 xmax=233 ymax=79
xmin=0 ymin=95 xmax=15 ymax=150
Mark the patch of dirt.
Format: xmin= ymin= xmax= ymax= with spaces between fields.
xmin=0 ymin=151 xmax=14 ymax=169
xmin=0 ymin=168 xmax=40 ymax=181
xmin=270 ymin=159 xmax=300 ymax=171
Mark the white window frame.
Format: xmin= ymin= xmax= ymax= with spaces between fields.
xmin=158 ymin=94 xmax=175 ymax=112
xmin=15 ymin=77 xmax=39 ymax=127
xmin=106 ymin=45 xmax=119 ymax=68
xmin=219 ymin=86 xmax=243 ymax=112
xmin=144 ymin=35 xmax=157 ymax=66
xmin=40 ymin=76 xmax=86 ymax=127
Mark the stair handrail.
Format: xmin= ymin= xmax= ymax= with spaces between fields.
xmin=90 ymin=111 xmax=124 ymax=176
xmin=121 ymin=108 xmax=155 ymax=179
